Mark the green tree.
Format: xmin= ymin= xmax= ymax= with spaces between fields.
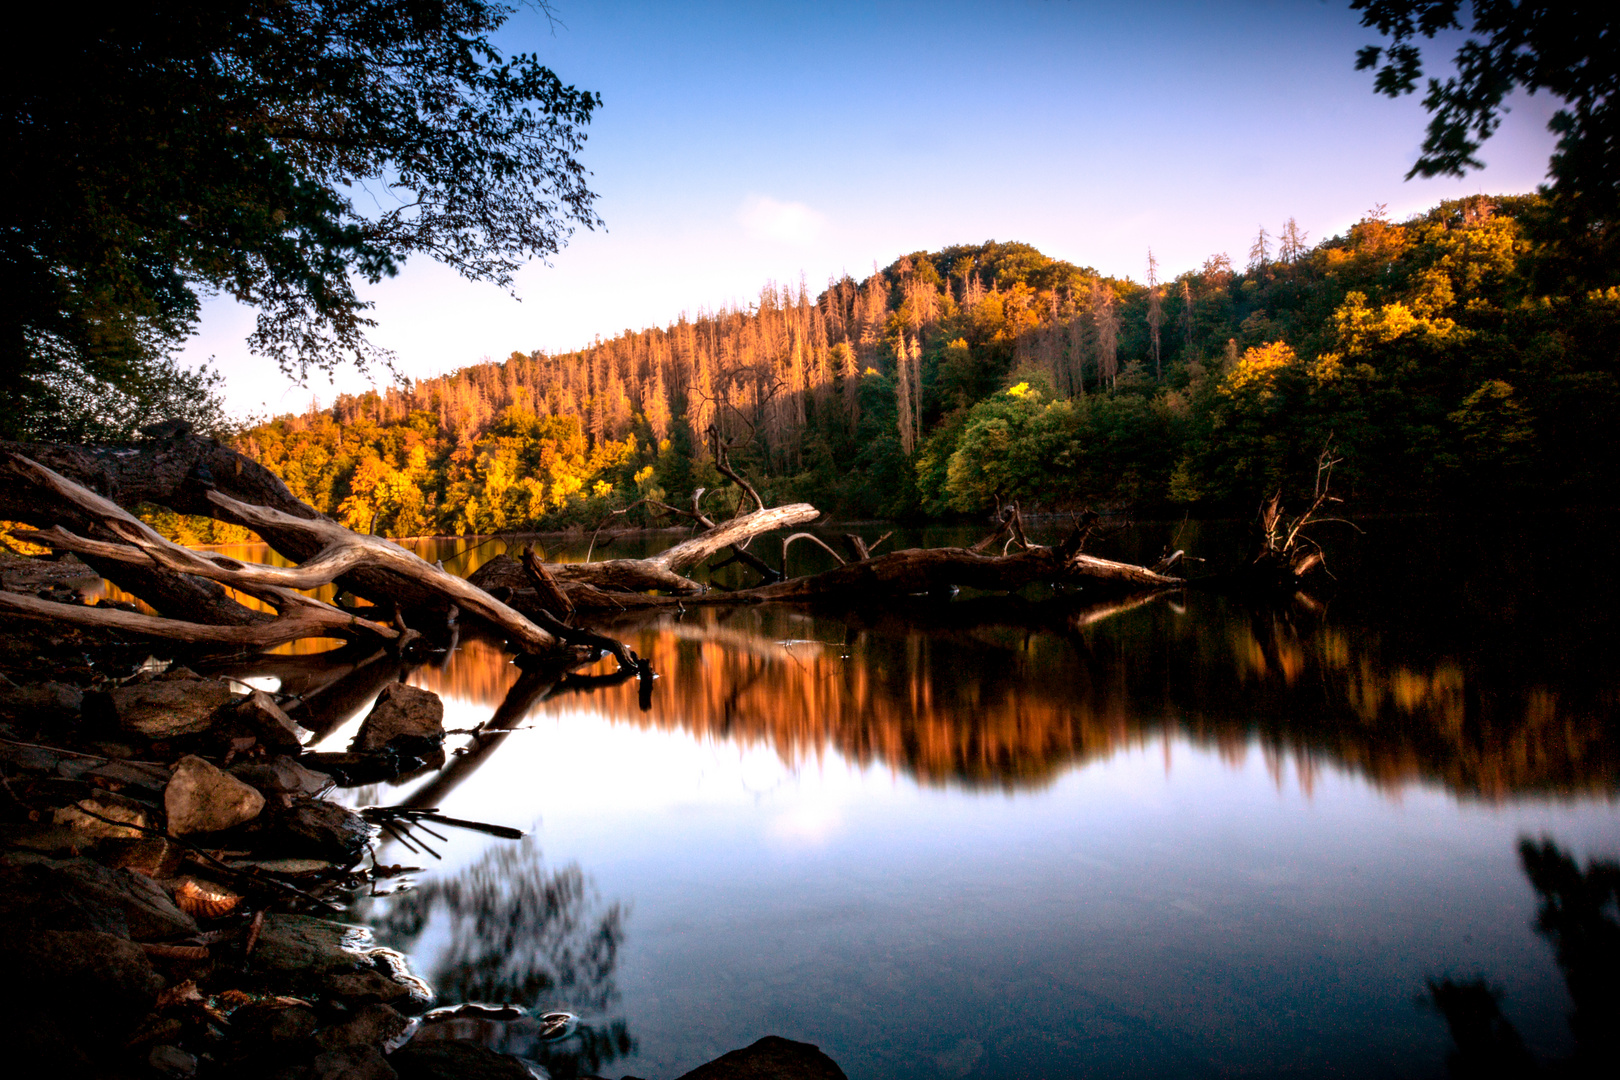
xmin=5 ymin=0 xmax=602 ymax=438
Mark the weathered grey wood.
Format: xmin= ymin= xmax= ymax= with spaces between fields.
xmin=0 ymin=588 xmax=397 ymax=649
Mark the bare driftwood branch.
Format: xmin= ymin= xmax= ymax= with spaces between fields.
xmin=0 ymin=588 xmax=398 ymax=649
xmin=5 ymin=452 xmax=578 ymax=656
xmin=520 ymin=545 xmax=575 ymax=621
xmin=781 ymin=532 xmax=846 ymax=576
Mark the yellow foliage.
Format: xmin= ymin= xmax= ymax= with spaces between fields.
xmin=1331 ymin=291 xmax=1458 ymax=354
xmin=1220 ymin=342 xmax=1299 ymax=399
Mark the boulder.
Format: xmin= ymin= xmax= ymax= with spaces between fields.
xmin=106 ymin=676 xmax=237 ymax=739
xmin=222 ymin=690 xmax=311 ymax=752
xmin=0 ymin=680 xmax=84 ymax=720
xmin=250 ymin=914 xmax=433 ymax=1013
xmin=351 ymin=684 xmax=444 ymax=754
xmin=308 ymin=1045 xmax=400 ymax=1080
xmin=166 ymin=754 xmax=266 ymax=835
xmin=0 ymin=856 xmax=197 ymax=940
xmin=314 ymin=1004 xmax=412 ymax=1052
xmin=675 ymin=1036 xmax=849 ymax=1080
xmin=389 ymin=1040 xmax=535 ymax=1080
xmin=234 ymin=755 xmax=334 ymax=799
xmin=52 ymin=793 xmax=150 ymax=839
xmin=249 ymin=797 xmax=374 ymax=865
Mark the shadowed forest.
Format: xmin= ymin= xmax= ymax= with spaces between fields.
xmin=214 ymin=194 xmax=1620 ymax=544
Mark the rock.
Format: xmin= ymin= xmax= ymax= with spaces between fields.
xmin=149 ymin=1043 xmax=200 ymax=1077
xmin=389 ymin=1040 xmax=536 ymax=1080
xmin=222 ymin=690 xmax=311 ymax=752
xmin=100 ymin=835 xmax=187 ymax=877
xmin=104 ymin=675 xmax=237 ymax=739
xmin=232 ymin=999 xmax=320 ymax=1055
xmin=351 ymin=684 xmax=444 ymax=754
xmin=79 ymin=758 xmax=173 ymax=794
xmin=674 ymin=1036 xmax=849 ymax=1080
xmin=252 ymin=797 xmax=374 ymax=865
xmin=234 ymin=755 xmax=334 ymax=798
xmin=326 ymin=947 xmax=433 ymax=1012
xmin=308 ymin=1045 xmax=400 ymax=1080
xmin=0 ymin=680 xmax=84 ymax=719
xmin=0 ymin=929 xmax=162 ymax=1021
xmin=0 ymin=856 xmax=197 ymax=940
xmin=315 ymin=1003 xmax=412 ymax=1052
xmin=52 ymin=792 xmax=149 ymax=838
xmin=250 ymin=914 xmax=433 ymax=1013
xmin=60 ymin=857 xmax=199 ymax=939
xmin=166 ymin=753 xmax=266 ymax=835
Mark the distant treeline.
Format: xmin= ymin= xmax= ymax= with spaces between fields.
xmin=225 ymin=193 xmax=1620 ymax=542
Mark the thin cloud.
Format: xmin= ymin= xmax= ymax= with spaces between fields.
xmin=737 ymin=195 xmax=825 ymax=245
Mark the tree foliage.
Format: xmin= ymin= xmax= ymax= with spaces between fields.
xmin=4 ymin=0 xmax=601 ymax=439
xmin=1352 ymin=1 xmax=1619 ymax=220
xmin=221 ymin=194 xmax=1620 ymax=543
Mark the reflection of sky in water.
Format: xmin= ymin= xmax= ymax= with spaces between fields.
xmin=362 ymin=695 xmax=1616 ymax=1080
xmin=194 ymin=517 xmax=1617 ymax=1077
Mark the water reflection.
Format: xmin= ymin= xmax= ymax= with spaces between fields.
xmin=1428 ymin=840 xmax=1619 ymax=1078
xmin=359 ymin=838 xmax=633 ymax=1078
xmin=396 ymin=591 xmax=1617 ymax=800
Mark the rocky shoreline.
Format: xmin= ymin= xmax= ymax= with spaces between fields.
xmin=0 ymin=622 xmax=845 ymax=1080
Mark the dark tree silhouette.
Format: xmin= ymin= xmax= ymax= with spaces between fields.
xmin=1352 ymin=2 xmax=1619 ymax=220
xmin=4 ymin=0 xmax=602 ymax=437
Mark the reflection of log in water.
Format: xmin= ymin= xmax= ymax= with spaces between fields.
xmin=403 ymin=595 xmax=1619 ymax=798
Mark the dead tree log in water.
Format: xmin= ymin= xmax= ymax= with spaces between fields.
xmin=472 ymin=501 xmax=1183 ymax=618
xmin=2 ymin=428 xmax=1181 ymax=657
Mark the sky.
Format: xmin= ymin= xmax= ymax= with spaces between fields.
xmin=188 ymin=0 xmax=1563 ymax=419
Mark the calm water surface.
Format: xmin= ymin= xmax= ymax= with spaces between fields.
xmin=223 ymin=518 xmax=1619 ymax=1079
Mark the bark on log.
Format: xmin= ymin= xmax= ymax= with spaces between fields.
xmin=1 ymin=435 xmax=468 ymax=619
xmin=468 ymin=503 xmax=821 ymax=599
xmin=3 ymin=452 xmax=573 ymax=656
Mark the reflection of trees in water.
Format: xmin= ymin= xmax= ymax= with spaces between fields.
xmin=367 ymin=838 xmax=625 ymax=1013
xmin=1427 ymin=839 xmax=1618 ymax=1077
xmin=399 ymin=589 xmax=1619 ymax=797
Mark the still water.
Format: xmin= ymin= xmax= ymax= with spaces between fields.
xmin=229 ymin=518 xmax=1618 ymax=1079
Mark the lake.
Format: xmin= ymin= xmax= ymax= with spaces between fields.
xmin=226 ymin=516 xmax=1619 ymax=1079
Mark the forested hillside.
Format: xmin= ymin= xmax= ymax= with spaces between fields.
xmin=232 ymin=194 xmax=1620 ymax=541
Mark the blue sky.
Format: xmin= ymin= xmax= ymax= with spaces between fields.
xmin=193 ymin=0 xmax=1562 ymax=417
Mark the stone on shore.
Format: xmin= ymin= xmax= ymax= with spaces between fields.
xmin=250 ymin=914 xmax=433 ymax=1013
xmin=389 ymin=1040 xmax=535 ymax=1080
xmin=166 ymin=754 xmax=266 ymax=835
xmin=107 ymin=673 xmax=237 ymax=739
xmin=234 ymin=755 xmax=334 ymax=799
xmin=675 ymin=1035 xmax=849 ymax=1080
xmin=350 ymin=684 xmax=444 ymax=754
xmin=53 ymin=792 xmax=150 ymax=839
xmin=223 ymin=689 xmax=311 ymax=751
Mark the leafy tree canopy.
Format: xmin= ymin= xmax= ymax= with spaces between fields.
xmin=4 ymin=0 xmax=602 ymax=439
xmin=1352 ymin=1 xmax=1618 ymax=221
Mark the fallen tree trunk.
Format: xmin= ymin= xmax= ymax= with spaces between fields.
xmin=1 ymin=452 xmax=575 ymax=657
xmin=1 ymin=433 xmax=475 ymax=619
xmin=473 ymin=530 xmax=1183 ymax=618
